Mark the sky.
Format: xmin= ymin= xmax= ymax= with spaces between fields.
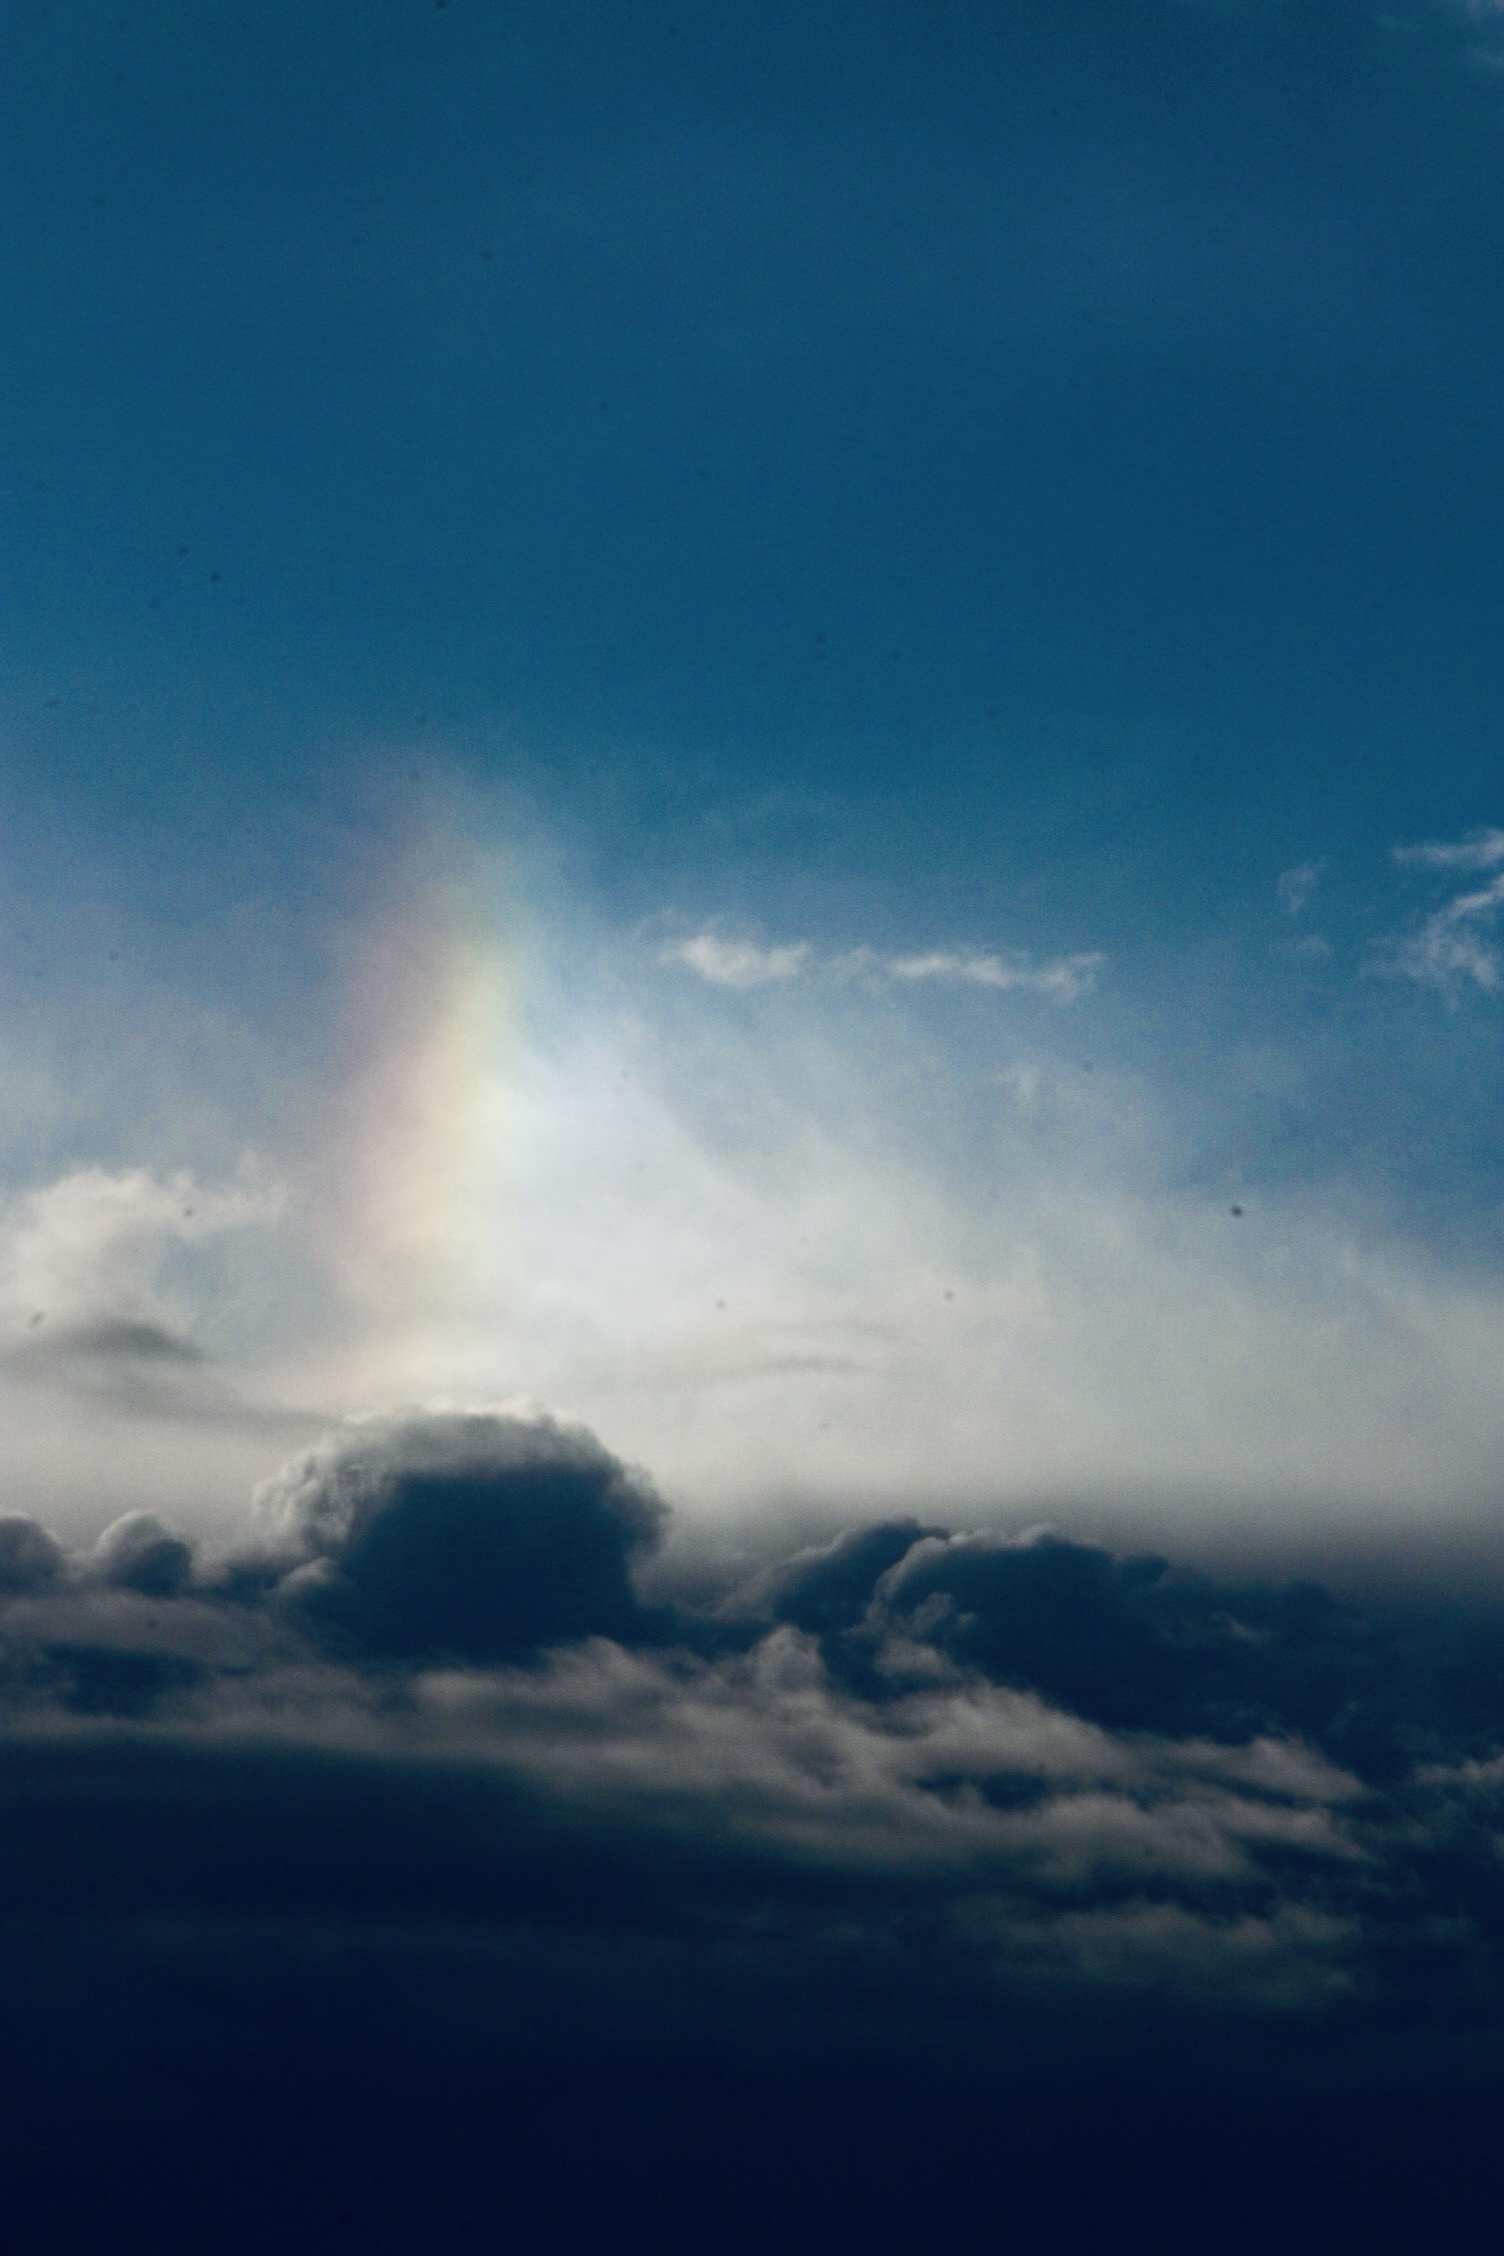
xmin=6 ymin=3 xmax=1504 ymax=2245
xmin=7 ymin=0 xmax=1504 ymax=1556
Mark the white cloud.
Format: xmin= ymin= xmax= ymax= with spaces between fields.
xmin=659 ymin=934 xmax=814 ymax=987
xmin=1392 ymin=828 xmax=1504 ymax=872
xmin=0 ymin=1164 xmax=281 ymax=1340
xmin=1384 ymin=832 xmax=1504 ymax=995
xmin=1391 ymin=887 xmax=1504 ymax=994
xmin=0 ymin=1165 xmax=311 ymax=1544
xmin=661 ymin=929 xmax=1103 ymax=1004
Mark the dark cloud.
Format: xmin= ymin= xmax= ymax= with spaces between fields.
xmin=0 ymin=1313 xmax=312 ymax=1438
xmin=765 ymin=1516 xmax=946 ymax=1635
xmin=239 ymin=1409 xmax=667 ymax=1661
xmin=0 ymin=1512 xmax=65 ymax=1594
xmin=764 ymin=1520 xmax=1504 ymax=1783
xmin=2 ymin=1413 xmax=1504 ymax=2248
xmin=92 ymin=1510 xmax=195 ymax=1597
xmin=6 ymin=1315 xmax=205 ymax=1370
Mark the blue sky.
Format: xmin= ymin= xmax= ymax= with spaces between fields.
xmin=5 ymin=0 xmax=1504 ymax=1547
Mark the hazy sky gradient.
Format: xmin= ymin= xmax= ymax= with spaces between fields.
xmin=5 ymin=0 xmax=1504 ymax=1554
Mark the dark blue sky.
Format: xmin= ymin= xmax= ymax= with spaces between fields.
xmin=9 ymin=0 xmax=1504 ymax=865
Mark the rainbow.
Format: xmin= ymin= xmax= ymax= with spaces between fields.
xmin=319 ymin=800 xmax=527 ymax=1372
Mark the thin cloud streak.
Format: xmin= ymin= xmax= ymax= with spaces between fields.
xmin=885 ymin=950 xmax=1104 ymax=1000
xmin=660 ymin=934 xmax=815 ymax=987
xmin=1392 ymin=828 xmax=1504 ymax=872
xmin=660 ymin=929 xmax=1104 ymax=1002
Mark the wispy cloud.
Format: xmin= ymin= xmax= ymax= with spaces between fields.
xmin=1276 ymin=860 xmax=1326 ymax=916
xmin=658 ymin=934 xmax=815 ymax=988
xmin=886 ymin=950 xmax=1103 ymax=1001
xmin=660 ymin=930 xmax=1104 ymax=1004
xmin=1390 ymin=879 xmax=1504 ymax=994
xmin=1392 ymin=828 xmax=1504 ymax=873
xmin=1384 ymin=2 xmax=1504 ymax=74
xmin=1385 ymin=829 xmax=1504 ymax=995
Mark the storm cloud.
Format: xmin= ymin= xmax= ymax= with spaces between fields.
xmin=236 ymin=1407 xmax=667 ymax=1661
xmin=1 ymin=1408 xmax=1503 ymax=2248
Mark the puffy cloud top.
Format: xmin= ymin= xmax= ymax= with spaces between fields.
xmin=244 ymin=1408 xmax=667 ymax=1663
xmin=92 ymin=1512 xmax=195 ymax=1598
xmin=0 ymin=1512 xmax=65 ymax=1595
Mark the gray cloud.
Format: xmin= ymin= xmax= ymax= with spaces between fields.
xmin=1 ymin=1408 xmax=1504 ymax=2253
xmin=0 ymin=1513 xmax=65 ymax=1595
xmin=92 ymin=1511 xmax=196 ymax=1598
xmin=237 ymin=1408 xmax=668 ymax=1662
xmin=0 ymin=1413 xmax=1499 ymax=2009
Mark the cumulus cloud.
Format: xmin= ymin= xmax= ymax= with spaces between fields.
xmin=0 ymin=1409 xmax=1501 ymax=1995
xmin=238 ymin=1407 xmax=667 ymax=1661
xmin=0 ymin=1165 xmax=279 ymax=1347
xmin=4 ymin=1409 xmax=1504 ymax=2237
xmin=659 ymin=928 xmax=1103 ymax=1002
xmin=0 ymin=1512 xmax=65 ymax=1594
xmin=91 ymin=1511 xmax=195 ymax=1597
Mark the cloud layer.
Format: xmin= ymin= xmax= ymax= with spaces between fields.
xmin=3 ymin=1404 xmax=1504 ymax=2246
xmin=4 ymin=1412 xmax=1504 ymax=2025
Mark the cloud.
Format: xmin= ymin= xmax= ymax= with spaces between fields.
xmin=5 ymin=1415 xmax=1504 ymax=2234
xmin=658 ymin=934 xmax=814 ymax=986
xmin=1392 ymin=828 xmax=1504 ymax=872
xmin=0 ymin=1165 xmax=323 ymax=1540
xmin=1276 ymin=859 xmax=1325 ymax=915
xmin=35 ymin=826 xmax=1504 ymax=1551
xmin=659 ymin=929 xmax=1103 ymax=1002
xmin=1378 ymin=825 xmax=1504 ymax=995
xmin=1437 ymin=0 xmax=1504 ymax=69
xmin=0 ymin=1413 xmax=1500 ymax=1929
xmin=0 ymin=1512 xmax=65 ymax=1594
xmin=268 ymin=985 xmax=1504 ymax=1532
xmin=757 ymin=1517 xmax=1504 ymax=1781
xmin=0 ymin=1164 xmax=281 ymax=1349
xmin=1275 ymin=932 xmax=1333 ymax=964
xmin=885 ymin=949 xmax=1104 ymax=1000
xmin=1374 ymin=2 xmax=1504 ymax=75
xmin=92 ymin=1511 xmax=195 ymax=1597
xmin=1384 ymin=836 xmax=1504 ymax=994
xmin=239 ymin=1407 xmax=667 ymax=1661
xmin=763 ymin=1517 xmax=946 ymax=1634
